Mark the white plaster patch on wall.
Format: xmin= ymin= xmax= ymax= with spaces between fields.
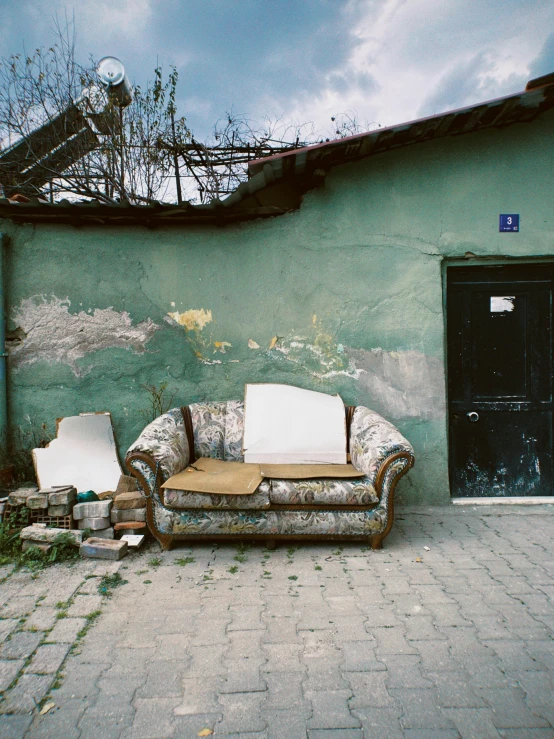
xmin=10 ymin=296 xmax=160 ymax=376
xmin=346 ymin=347 xmax=446 ymax=420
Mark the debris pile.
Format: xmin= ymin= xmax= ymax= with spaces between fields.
xmin=111 ymin=475 xmax=147 ymax=538
xmin=7 ymin=485 xmax=77 ymax=528
xmin=73 ymin=499 xmax=114 ymax=538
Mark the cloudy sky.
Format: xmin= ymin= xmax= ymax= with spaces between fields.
xmin=1 ymin=0 xmax=554 ymax=140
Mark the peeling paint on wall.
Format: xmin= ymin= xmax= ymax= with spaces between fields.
xmin=10 ymin=296 xmax=159 ymax=376
xmin=166 ymin=308 xmax=213 ymax=331
xmin=165 ymin=307 xmax=231 ymax=362
xmin=347 ymin=347 xmax=445 ymax=420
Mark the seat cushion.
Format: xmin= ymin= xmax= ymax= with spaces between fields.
xmin=163 ymin=480 xmax=271 ymax=510
xmin=269 ymin=477 xmax=378 ymax=506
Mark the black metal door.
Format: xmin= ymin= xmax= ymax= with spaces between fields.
xmin=447 ymin=264 xmax=553 ymax=497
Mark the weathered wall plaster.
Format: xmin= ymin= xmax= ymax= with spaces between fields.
xmin=2 ymin=107 xmax=554 ymax=504
xmin=10 ymin=296 xmax=159 ymax=375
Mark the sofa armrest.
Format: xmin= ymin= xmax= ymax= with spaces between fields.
xmin=125 ymin=407 xmax=190 ymax=482
xmin=350 ymin=406 xmax=414 ymax=487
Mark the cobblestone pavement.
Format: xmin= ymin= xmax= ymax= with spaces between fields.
xmin=1 ymin=505 xmax=554 ymax=739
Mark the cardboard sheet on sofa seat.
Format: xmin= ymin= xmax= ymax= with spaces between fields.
xmin=162 ymin=458 xmax=263 ymax=495
xmin=260 ymin=463 xmax=364 ymax=479
xmin=243 ymin=383 xmax=347 ymax=464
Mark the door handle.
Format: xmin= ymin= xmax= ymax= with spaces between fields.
xmin=467 ymin=411 xmax=479 ymax=423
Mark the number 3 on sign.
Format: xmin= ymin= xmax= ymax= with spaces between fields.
xmin=499 ymin=214 xmax=519 ymax=232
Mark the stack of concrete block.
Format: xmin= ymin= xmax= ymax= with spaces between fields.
xmin=111 ymin=489 xmax=147 ymax=538
xmin=73 ymin=499 xmax=114 ymax=539
xmin=20 ymin=524 xmax=83 ymax=554
xmin=8 ymin=485 xmax=76 ymax=519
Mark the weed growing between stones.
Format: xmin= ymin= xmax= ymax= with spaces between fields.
xmin=228 ymin=565 xmax=238 ymax=574
xmin=148 ymin=557 xmax=162 ymax=567
xmin=174 ymin=556 xmax=195 ymax=566
xmin=98 ymin=571 xmax=128 ymax=597
xmin=314 ymin=564 xmax=322 ymax=570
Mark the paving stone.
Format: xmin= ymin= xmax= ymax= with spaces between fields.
xmin=0 ymin=630 xmax=43 ymax=661
xmin=78 ymin=698 xmax=134 ymax=738
xmin=22 ymin=608 xmax=57 ymax=632
xmin=128 ymin=697 xmax=181 ymax=738
xmin=306 ymin=690 xmax=361 ymax=730
xmin=0 ymin=674 xmax=54 ymax=714
xmin=374 ymin=627 xmax=418 ymax=655
xmin=46 ymin=617 xmax=87 ymax=643
xmin=262 ymin=643 xmax=305 ymax=673
xmin=427 ymin=671 xmax=486 ymax=708
xmin=352 ymin=707 xmax=405 ymax=739
xmin=391 ymin=688 xmax=456 ymax=730
xmin=476 ymin=686 xmax=551 ymax=728
xmin=341 ymin=640 xmax=385 ymax=672
xmin=24 ymin=643 xmax=70 ymax=675
xmin=0 ymin=714 xmax=34 ymax=738
xmin=0 ymin=659 xmax=24 ymax=691
xmin=346 ymin=671 xmax=394 ymax=708
xmin=66 ymin=594 xmax=103 ymax=617
xmin=24 ymin=698 xmax=86 ymax=739
xmin=216 ymin=693 xmax=267 ymax=734
xmin=0 ymin=619 xmax=19 ymax=641
xmin=264 ymin=707 xmax=311 ymax=739
xmin=264 ymin=672 xmax=306 ymax=710
xmin=442 ymin=707 xmax=503 ymax=738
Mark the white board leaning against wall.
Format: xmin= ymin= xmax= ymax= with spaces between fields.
xmin=243 ymin=383 xmax=347 ymax=464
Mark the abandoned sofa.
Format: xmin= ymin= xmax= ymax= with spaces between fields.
xmin=125 ymin=401 xmax=414 ymax=550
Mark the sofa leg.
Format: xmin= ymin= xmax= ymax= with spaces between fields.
xmin=369 ymin=536 xmax=383 ymax=550
xmin=265 ymin=538 xmax=277 ymax=550
xmin=157 ymin=534 xmax=173 ymax=552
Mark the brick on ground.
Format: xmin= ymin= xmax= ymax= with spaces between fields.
xmin=80 ymin=538 xmax=128 ymax=560
xmin=77 ymin=516 xmax=111 ymax=530
xmin=72 ymin=500 xmax=112 ymax=519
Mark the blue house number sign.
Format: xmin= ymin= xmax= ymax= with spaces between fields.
xmin=499 ymin=214 xmax=519 ymax=232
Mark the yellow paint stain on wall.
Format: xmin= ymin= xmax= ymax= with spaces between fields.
xmin=213 ymin=341 xmax=232 ymax=353
xmin=167 ymin=308 xmax=213 ymax=331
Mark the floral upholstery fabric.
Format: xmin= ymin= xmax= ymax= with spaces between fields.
xmin=350 ymin=406 xmax=413 ymax=485
xmin=270 ymin=478 xmax=378 ymax=505
xmin=189 ymin=401 xmax=245 ymax=461
xmin=163 ymin=480 xmax=271 ymax=510
xmin=126 ymin=408 xmax=189 ymax=479
xmin=153 ymin=502 xmax=388 ymax=537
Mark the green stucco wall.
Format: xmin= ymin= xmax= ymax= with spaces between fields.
xmin=2 ymin=108 xmax=553 ymax=503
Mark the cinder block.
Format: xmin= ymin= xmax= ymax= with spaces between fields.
xmin=114 ymin=491 xmax=146 ymax=510
xmin=21 ymin=540 xmax=52 ymax=554
xmin=111 ymin=507 xmax=146 ymax=523
xmin=89 ymin=527 xmax=114 ymax=540
xmin=26 ymin=494 xmax=49 ymax=509
xmin=20 ymin=526 xmax=82 ymax=546
xmin=8 ymin=487 xmax=37 ymax=506
xmin=80 ymin=538 xmax=128 ymax=560
xmin=72 ymin=500 xmax=112 ymax=520
xmin=48 ymin=488 xmax=77 ymax=506
xmin=77 ymin=517 xmax=111 ymax=531
xmin=48 ymin=504 xmax=71 ymax=517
